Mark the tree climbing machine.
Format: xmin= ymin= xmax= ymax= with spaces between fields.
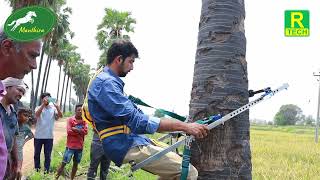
xmin=128 ymin=83 xmax=289 ymax=180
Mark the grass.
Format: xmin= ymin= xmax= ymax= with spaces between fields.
xmin=27 ymin=127 xmax=157 ymax=180
xmin=26 ymin=125 xmax=320 ymax=179
xmin=251 ymin=125 xmax=320 ymax=180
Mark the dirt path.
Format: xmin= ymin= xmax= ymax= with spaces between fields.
xmin=21 ymin=118 xmax=67 ymax=174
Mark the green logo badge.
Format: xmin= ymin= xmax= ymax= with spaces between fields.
xmin=285 ymin=10 xmax=309 ymax=37
xmin=4 ymin=6 xmax=56 ymax=41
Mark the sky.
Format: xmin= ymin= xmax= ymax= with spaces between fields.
xmin=0 ymin=0 xmax=319 ymax=121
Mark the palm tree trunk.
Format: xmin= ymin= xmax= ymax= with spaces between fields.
xmin=30 ymin=70 xmax=35 ymax=110
xmin=56 ymin=65 xmax=62 ymax=99
xmin=79 ymin=93 xmax=84 ymax=104
xmin=63 ymin=76 xmax=70 ymax=113
xmin=40 ymin=55 xmax=51 ymax=94
xmin=189 ymin=0 xmax=251 ymax=179
xmin=69 ymin=79 xmax=72 ymax=112
xmin=33 ymin=40 xmax=47 ymax=110
xmin=44 ymin=56 xmax=53 ymax=92
xmin=12 ymin=0 xmax=42 ymax=10
xmin=60 ymin=71 xmax=67 ymax=109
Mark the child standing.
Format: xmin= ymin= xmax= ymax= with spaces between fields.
xmin=56 ymin=104 xmax=87 ymax=180
xmin=16 ymin=107 xmax=34 ymax=180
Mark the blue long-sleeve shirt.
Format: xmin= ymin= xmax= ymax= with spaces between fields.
xmin=88 ymin=66 xmax=160 ymax=148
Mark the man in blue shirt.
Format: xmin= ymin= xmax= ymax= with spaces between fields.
xmin=88 ymin=40 xmax=209 ymax=179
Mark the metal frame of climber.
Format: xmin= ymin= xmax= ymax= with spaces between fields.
xmin=129 ymin=83 xmax=289 ymax=180
xmin=82 ymin=75 xmax=289 ymax=179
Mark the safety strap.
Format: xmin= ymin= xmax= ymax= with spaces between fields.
xmin=83 ymin=67 xmax=216 ymax=131
xmin=99 ymin=125 xmax=131 ymax=140
xmin=129 ymin=95 xmax=226 ymax=125
xmin=82 ymin=68 xmax=188 ymax=131
xmin=82 ymin=67 xmax=104 ymax=132
xmin=180 ymin=138 xmax=192 ymax=180
xmin=128 ymin=95 xmax=187 ymax=121
xmin=149 ymin=138 xmax=170 ymax=148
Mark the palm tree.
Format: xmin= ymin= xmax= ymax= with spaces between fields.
xmin=68 ymin=78 xmax=72 ymax=112
xmin=33 ymin=38 xmax=49 ymax=108
xmin=30 ymin=70 xmax=35 ymax=109
xmin=189 ymin=0 xmax=251 ymax=179
xmin=71 ymin=63 xmax=91 ymax=103
xmin=95 ymin=8 xmax=136 ymax=68
xmin=6 ymin=0 xmax=37 ymax=9
xmin=63 ymin=53 xmax=79 ymax=112
xmin=67 ymin=57 xmax=83 ymax=111
xmin=63 ymin=76 xmax=70 ymax=112
xmin=59 ymin=69 xmax=67 ymax=109
xmin=43 ymin=54 xmax=53 ymax=92
xmin=56 ymin=41 xmax=76 ymax=99
xmin=5 ymin=1 xmax=88 ymax=114
xmin=56 ymin=59 xmax=63 ymax=97
xmin=41 ymin=7 xmax=73 ymax=94
xmin=5 ymin=0 xmax=63 ymax=106
xmin=59 ymin=50 xmax=80 ymax=110
xmin=6 ymin=0 xmax=65 ymax=10
xmin=9 ymin=1 xmax=69 ymax=110
xmin=40 ymin=51 xmax=52 ymax=94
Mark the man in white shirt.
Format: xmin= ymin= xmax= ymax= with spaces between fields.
xmin=34 ymin=92 xmax=62 ymax=172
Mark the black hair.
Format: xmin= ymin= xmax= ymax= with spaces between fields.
xmin=40 ymin=92 xmax=51 ymax=100
xmin=0 ymin=28 xmax=24 ymax=52
xmin=75 ymin=104 xmax=83 ymax=111
xmin=17 ymin=107 xmax=32 ymax=115
xmin=106 ymin=39 xmax=139 ymax=65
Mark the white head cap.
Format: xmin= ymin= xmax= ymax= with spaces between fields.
xmin=2 ymin=77 xmax=28 ymax=91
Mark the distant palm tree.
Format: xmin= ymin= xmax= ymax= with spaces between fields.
xmin=41 ymin=7 xmax=73 ymax=94
xmin=56 ymin=41 xmax=76 ymax=99
xmin=56 ymin=59 xmax=63 ymax=98
xmin=40 ymin=50 xmax=51 ymax=94
xmin=33 ymin=38 xmax=49 ymax=107
xmin=68 ymin=77 xmax=72 ymax=112
xmin=71 ymin=63 xmax=91 ymax=103
xmin=30 ymin=70 xmax=35 ymax=109
xmin=189 ymin=0 xmax=251 ymax=179
xmin=6 ymin=0 xmax=65 ymax=11
xmin=63 ymin=76 xmax=70 ymax=112
xmin=5 ymin=0 xmax=69 ymax=110
xmin=6 ymin=0 xmax=92 ymax=108
xmin=62 ymin=53 xmax=78 ymax=112
xmin=59 ymin=68 xmax=67 ymax=108
xmin=95 ymin=8 xmax=136 ymax=68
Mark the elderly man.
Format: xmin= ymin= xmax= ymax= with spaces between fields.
xmin=0 ymin=28 xmax=41 ymax=179
xmin=0 ymin=77 xmax=27 ymax=179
